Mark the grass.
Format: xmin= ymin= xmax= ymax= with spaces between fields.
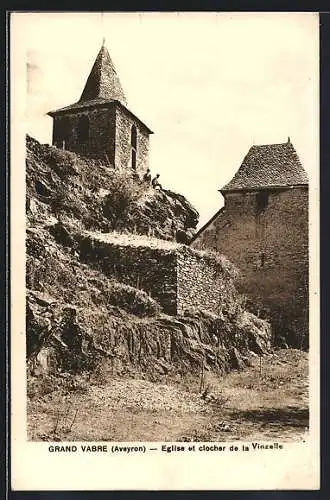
xmin=27 ymin=349 xmax=308 ymax=442
xmin=86 ymin=230 xmax=180 ymax=250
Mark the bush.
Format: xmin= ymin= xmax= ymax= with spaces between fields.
xmin=27 ymin=372 xmax=89 ymax=400
xmin=103 ymin=170 xmax=145 ymax=230
xmin=46 ymin=147 xmax=77 ymax=171
xmin=187 ymin=247 xmax=240 ymax=281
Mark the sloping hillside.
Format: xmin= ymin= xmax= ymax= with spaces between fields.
xmin=26 ymin=135 xmax=199 ymax=242
xmin=26 ymin=135 xmax=271 ymax=384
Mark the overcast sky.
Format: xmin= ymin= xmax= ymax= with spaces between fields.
xmin=16 ymin=12 xmax=318 ymax=227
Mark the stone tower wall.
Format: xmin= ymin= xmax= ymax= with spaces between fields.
xmin=114 ymin=107 xmax=150 ymax=177
xmin=52 ymin=104 xmax=150 ymax=176
xmin=52 ymin=106 xmax=116 ymax=161
xmin=191 ymin=187 xmax=309 ymax=347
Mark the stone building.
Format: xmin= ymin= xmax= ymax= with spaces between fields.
xmin=191 ymin=139 xmax=309 ymax=347
xmin=47 ymin=41 xmax=153 ymax=176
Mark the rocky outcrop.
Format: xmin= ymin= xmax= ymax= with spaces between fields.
xmin=27 ymin=288 xmax=271 ymax=378
xmin=26 ymin=135 xmax=199 ymax=241
xmin=26 ymin=135 xmax=271 ymax=380
xmin=133 ymin=188 xmax=199 ymax=242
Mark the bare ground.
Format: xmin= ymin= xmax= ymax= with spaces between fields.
xmin=27 ymin=349 xmax=309 ymax=442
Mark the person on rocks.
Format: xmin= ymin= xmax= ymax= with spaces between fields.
xmin=132 ymin=171 xmax=141 ymax=183
xmin=152 ymin=174 xmax=162 ymax=190
xmin=143 ymin=169 xmax=152 ymax=184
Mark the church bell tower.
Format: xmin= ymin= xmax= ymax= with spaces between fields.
xmin=47 ymin=41 xmax=153 ymax=175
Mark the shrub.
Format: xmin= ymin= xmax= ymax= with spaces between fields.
xmin=102 ymin=170 xmax=145 ymax=230
xmin=46 ymin=147 xmax=77 ymax=171
xmin=187 ymin=247 xmax=240 ymax=281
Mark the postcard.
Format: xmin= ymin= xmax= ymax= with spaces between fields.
xmin=10 ymin=11 xmax=320 ymax=490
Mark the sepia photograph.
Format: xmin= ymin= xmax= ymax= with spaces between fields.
xmin=10 ymin=11 xmax=319 ymax=490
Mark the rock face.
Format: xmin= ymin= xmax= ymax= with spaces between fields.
xmin=27 ymin=288 xmax=271 ymax=378
xmin=26 ymin=135 xmax=271 ymax=378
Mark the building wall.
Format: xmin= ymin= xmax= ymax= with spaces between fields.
xmin=191 ymin=187 xmax=309 ymax=346
xmin=52 ymin=104 xmax=150 ymax=176
xmin=79 ymin=238 xmax=178 ymax=315
xmin=52 ymin=106 xmax=116 ymax=162
xmin=176 ymin=247 xmax=237 ymax=316
xmin=78 ymin=236 xmax=236 ymax=317
xmin=114 ymin=107 xmax=150 ymax=177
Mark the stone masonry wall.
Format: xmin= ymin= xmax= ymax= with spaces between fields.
xmin=78 ymin=236 xmax=236 ymax=317
xmin=115 ymin=107 xmax=150 ymax=177
xmin=79 ymin=237 xmax=177 ymax=314
xmin=191 ymin=187 xmax=309 ymax=346
xmin=53 ymin=106 xmax=116 ymax=162
xmin=52 ymin=104 xmax=150 ymax=176
xmin=176 ymin=247 xmax=236 ymax=316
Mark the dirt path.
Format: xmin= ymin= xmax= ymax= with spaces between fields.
xmin=28 ymin=349 xmax=309 ymax=442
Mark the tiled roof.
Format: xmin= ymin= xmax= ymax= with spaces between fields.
xmin=47 ymin=44 xmax=153 ymax=134
xmin=48 ymin=43 xmax=126 ymax=114
xmin=48 ymin=97 xmax=115 ymax=115
xmin=80 ymin=44 xmax=127 ymax=105
xmin=221 ymin=141 xmax=308 ymax=192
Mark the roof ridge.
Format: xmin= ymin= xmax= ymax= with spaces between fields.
xmin=78 ymin=44 xmax=127 ymax=106
xmin=251 ymin=141 xmax=293 ymax=148
xmin=94 ymin=46 xmax=103 ymax=98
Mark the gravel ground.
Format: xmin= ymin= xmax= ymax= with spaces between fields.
xmin=28 ymin=349 xmax=309 ymax=442
xmin=87 ymin=380 xmax=210 ymax=413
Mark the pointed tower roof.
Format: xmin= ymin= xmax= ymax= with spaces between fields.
xmin=221 ymin=140 xmax=308 ymax=192
xmin=47 ymin=43 xmax=153 ymax=133
xmin=78 ymin=43 xmax=127 ymax=105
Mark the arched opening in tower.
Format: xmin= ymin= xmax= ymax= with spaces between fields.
xmin=55 ymin=116 xmax=70 ymax=149
xmin=77 ymin=115 xmax=90 ymax=144
xmin=131 ymin=125 xmax=137 ymax=170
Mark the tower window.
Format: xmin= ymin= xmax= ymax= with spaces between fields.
xmin=58 ymin=117 xmax=69 ymax=145
xmin=131 ymin=149 xmax=136 ymax=170
xmin=131 ymin=124 xmax=137 ymax=169
xmin=256 ymin=190 xmax=269 ymax=213
xmin=54 ymin=117 xmax=70 ymax=149
xmin=77 ymin=115 xmax=89 ymax=143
